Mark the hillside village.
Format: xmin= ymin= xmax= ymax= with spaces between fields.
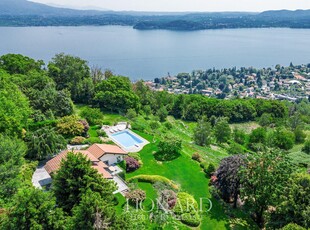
xmin=147 ymin=63 xmax=310 ymax=101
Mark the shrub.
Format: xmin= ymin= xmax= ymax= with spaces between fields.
xmin=173 ymin=192 xmax=201 ymax=227
xmin=79 ymin=119 xmax=90 ymax=136
xmin=294 ymin=127 xmax=306 ymax=144
xmin=80 ymin=107 xmax=104 ymax=125
xmin=281 ymin=223 xmax=306 ymax=230
xmin=164 ymin=121 xmax=173 ymax=130
xmin=149 ymin=121 xmax=160 ymax=130
xmin=125 ymin=157 xmax=140 ymax=172
xmin=233 ymin=128 xmax=247 ymax=145
xmin=158 ymin=190 xmax=177 ymax=210
xmin=96 ymin=129 xmax=107 ymax=137
xmin=82 ymin=137 xmax=102 ymax=144
xmin=302 ymin=140 xmax=310 ymax=154
xmin=126 ymin=108 xmax=137 ymax=120
xmin=128 ymin=152 xmax=142 ymax=164
xmin=200 ymin=161 xmax=209 ymax=169
xmin=259 ymin=113 xmax=274 ymax=127
xmin=128 ymin=175 xmax=179 ymax=190
xmin=70 ymin=136 xmax=86 ymax=145
xmin=155 ymin=135 xmax=182 ymax=161
xmin=57 ymin=115 xmax=84 ymax=137
xmin=131 ymin=122 xmax=148 ymax=132
xmin=273 ymin=128 xmax=295 ymax=150
xmin=125 ymin=189 xmax=146 ymax=205
xmin=204 ymin=163 xmax=216 ymax=177
xmin=192 ymin=152 xmax=202 ymax=162
xmin=228 ymin=142 xmax=244 ymax=155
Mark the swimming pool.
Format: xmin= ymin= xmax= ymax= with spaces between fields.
xmin=111 ymin=130 xmax=143 ymax=148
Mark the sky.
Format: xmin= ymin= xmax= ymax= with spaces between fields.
xmin=30 ymin=0 xmax=310 ymax=12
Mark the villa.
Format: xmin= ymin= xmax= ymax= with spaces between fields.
xmin=33 ymin=144 xmax=129 ymax=194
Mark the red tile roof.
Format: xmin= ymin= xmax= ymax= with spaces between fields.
xmin=44 ymin=149 xmax=111 ymax=179
xmin=87 ymin=144 xmax=127 ymax=159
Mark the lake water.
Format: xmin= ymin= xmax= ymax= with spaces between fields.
xmin=0 ymin=26 xmax=309 ymax=80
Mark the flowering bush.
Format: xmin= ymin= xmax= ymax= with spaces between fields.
xmin=125 ymin=189 xmax=146 ymax=205
xmin=159 ymin=190 xmax=177 ymax=210
xmin=125 ymin=157 xmax=140 ymax=172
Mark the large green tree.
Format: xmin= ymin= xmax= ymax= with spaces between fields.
xmin=193 ymin=116 xmax=212 ymax=146
xmin=95 ymin=76 xmax=140 ymax=113
xmin=0 ymin=54 xmax=44 ymax=75
xmin=0 ymin=73 xmax=31 ymax=136
xmin=239 ymin=150 xmax=294 ymax=228
xmin=2 ymin=187 xmax=66 ymax=230
xmin=214 ymin=118 xmax=231 ymax=143
xmin=24 ymin=127 xmax=67 ymax=160
xmin=270 ymin=173 xmax=310 ymax=229
xmin=0 ymin=135 xmax=26 ymax=203
xmin=48 ymin=53 xmax=94 ymax=103
xmin=53 ymin=152 xmax=116 ymax=212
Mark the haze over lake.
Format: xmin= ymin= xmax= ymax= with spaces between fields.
xmin=0 ymin=26 xmax=309 ymax=80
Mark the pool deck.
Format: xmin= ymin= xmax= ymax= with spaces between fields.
xmin=104 ymin=126 xmax=149 ymax=152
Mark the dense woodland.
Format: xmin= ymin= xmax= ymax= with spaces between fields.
xmin=0 ymin=53 xmax=309 ymax=229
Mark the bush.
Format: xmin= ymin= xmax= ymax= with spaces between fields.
xmin=192 ymin=152 xmax=202 ymax=162
xmin=294 ymin=127 xmax=306 ymax=144
xmin=281 ymin=223 xmax=306 ymax=230
xmin=125 ymin=189 xmax=146 ymax=205
xmin=80 ymin=107 xmax=104 ymax=125
xmin=164 ymin=121 xmax=173 ymax=130
xmin=82 ymin=137 xmax=103 ymax=145
xmin=228 ymin=142 xmax=244 ymax=155
xmin=125 ymin=157 xmax=140 ymax=172
xmin=96 ymin=129 xmax=107 ymax=137
xmin=155 ymin=135 xmax=182 ymax=161
xmin=259 ymin=113 xmax=274 ymax=127
xmin=204 ymin=163 xmax=216 ymax=177
xmin=200 ymin=161 xmax=209 ymax=169
xmin=158 ymin=190 xmax=177 ymax=210
xmin=302 ymin=140 xmax=310 ymax=154
xmin=70 ymin=136 xmax=86 ymax=145
xmin=149 ymin=121 xmax=160 ymax=130
xmin=128 ymin=152 xmax=142 ymax=164
xmin=126 ymin=108 xmax=137 ymax=120
xmin=233 ymin=128 xmax=247 ymax=145
xmin=131 ymin=122 xmax=148 ymax=132
xmin=173 ymin=192 xmax=201 ymax=227
xmin=273 ymin=128 xmax=295 ymax=150
xmin=57 ymin=115 xmax=84 ymax=137
xmin=128 ymin=175 xmax=179 ymax=190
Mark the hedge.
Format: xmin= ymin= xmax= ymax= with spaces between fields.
xmin=127 ymin=175 xmax=179 ymax=190
xmin=173 ymin=192 xmax=201 ymax=227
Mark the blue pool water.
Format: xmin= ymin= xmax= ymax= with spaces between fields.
xmin=111 ymin=131 xmax=143 ymax=148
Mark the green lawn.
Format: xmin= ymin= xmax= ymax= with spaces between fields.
xmin=113 ymin=116 xmax=233 ymax=229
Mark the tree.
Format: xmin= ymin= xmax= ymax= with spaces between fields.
xmin=95 ymin=76 xmax=140 ymax=113
xmin=48 ymin=53 xmax=93 ymax=103
xmin=70 ymin=190 xmax=116 ymax=230
xmin=0 ymin=73 xmax=31 ymax=136
xmin=233 ymin=128 xmax=247 ymax=145
xmin=53 ymin=152 xmax=116 ymax=212
xmin=0 ymin=135 xmax=26 ymax=203
xmin=272 ymin=128 xmax=295 ymax=150
xmin=0 ymin=54 xmax=43 ymax=75
xmin=193 ymin=116 xmax=212 ymax=146
xmin=270 ymin=173 xmax=310 ymax=229
xmin=2 ymin=187 xmax=66 ymax=230
xmin=302 ymin=139 xmax=310 ymax=154
xmin=214 ymin=155 xmax=245 ymax=208
xmin=125 ymin=157 xmax=140 ymax=172
xmin=24 ymin=127 xmax=67 ymax=160
xmin=56 ymin=115 xmax=85 ymax=137
xmin=80 ymin=107 xmax=104 ymax=125
xmin=259 ymin=113 xmax=273 ymax=127
xmin=156 ymin=106 xmax=168 ymax=122
xmin=214 ymin=118 xmax=231 ymax=143
xmin=248 ymin=127 xmax=267 ymax=150
xmin=239 ymin=150 xmax=294 ymax=228
xmin=155 ymin=135 xmax=182 ymax=161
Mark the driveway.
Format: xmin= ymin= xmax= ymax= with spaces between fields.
xmin=32 ymin=165 xmax=52 ymax=189
xmin=112 ymin=175 xmax=129 ymax=194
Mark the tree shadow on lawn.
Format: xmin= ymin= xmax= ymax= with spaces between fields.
xmin=205 ymin=197 xmax=230 ymax=224
xmin=153 ymin=151 xmax=181 ymax=161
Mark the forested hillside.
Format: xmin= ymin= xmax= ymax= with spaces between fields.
xmin=0 ymin=53 xmax=309 ymax=229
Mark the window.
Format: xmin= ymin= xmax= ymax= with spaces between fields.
xmin=117 ymin=156 xmax=122 ymax=162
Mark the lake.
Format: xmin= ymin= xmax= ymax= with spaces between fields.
xmin=0 ymin=26 xmax=309 ymax=80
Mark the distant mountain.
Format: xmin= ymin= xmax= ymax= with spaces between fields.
xmin=258 ymin=9 xmax=310 ymax=19
xmin=0 ymin=0 xmax=309 ymax=30
xmin=0 ymin=0 xmax=104 ymax=16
